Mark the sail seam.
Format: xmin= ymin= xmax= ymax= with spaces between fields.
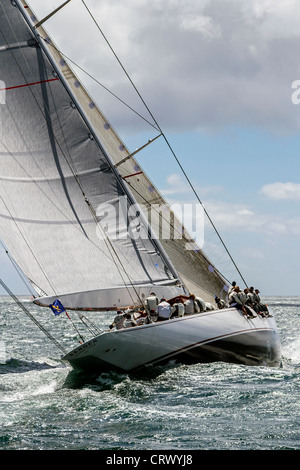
xmin=0 ymin=77 xmax=59 ymax=91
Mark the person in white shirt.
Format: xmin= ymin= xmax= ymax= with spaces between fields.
xmin=229 ymin=286 xmax=256 ymax=319
xmin=109 ymin=310 xmax=125 ymax=330
xmin=123 ymin=312 xmax=137 ymax=328
xmin=254 ymin=289 xmax=272 ymax=317
xmin=205 ymin=302 xmax=215 ymax=311
xmin=184 ymin=294 xmax=200 ymax=315
xmin=195 ymin=296 xmax=206 ymax=312
xmin=215 ymin=296 xmax=227 ymax=309
xmin=247 ymin=287 xmax=256 ymax=305
xmin=227 ymin=281 xmax=236 ymax=296
xmin=171 ymin=298 xmax=185 ymax=318
xmin=156 ymin=298 xmax=172 ymax=321
xmin=145 ymin=292 xmax=159 ymax=312
xmin=133 ymin=308 xmax=148 ymax=325
xmin=239 ymin=288 xmax=248 ymax=305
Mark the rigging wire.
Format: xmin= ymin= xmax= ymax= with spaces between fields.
xmin=0 ymin=277 xmax=67 ymax=355
xmin=81 ymin=0 xmax=248 ymax=288
xmin=40 ymin=43 xmax=159 ymax=132
xmin=123 ymin=177 xmax=232 ymax=288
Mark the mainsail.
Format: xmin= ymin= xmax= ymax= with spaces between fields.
xmin=0 ymin=0 xmax=229 ymax=310
xmin=0 ymin=0 xmax=186 ymax=310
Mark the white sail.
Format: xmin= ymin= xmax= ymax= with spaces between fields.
xmin=0 ymin=0 xmax=185 ymax=309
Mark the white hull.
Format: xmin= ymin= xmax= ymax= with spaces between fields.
xmin=62 ymin=307 xmax=282 ymax=372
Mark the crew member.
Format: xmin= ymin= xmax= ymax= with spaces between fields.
xmin=228 ymin=281 xmax=237 ymax=296
xmin=171 ymin=298 xmax=185 ymax=318
xmin=145 ymin=292 xmax=159 ymax=312
xmin=109 ymin=310 xmax=126 ymax=330
xmin=156 ymin=298 xmax=172 ymax=321
xmin=184 ymin=294 xmax=200 ymax=314
xmin=205 ymin=302 xmax=215 ymax=311
xmin=123 ymin=312 xmax=137 ymax=328
xmin=254 ymin=289 xmax=272 ymax=317
xmin=133 ymin=309 xmax=148 ymax=325
xmin=215 ymin=296 xmax=227 ymax=309
xmin=195 ymin=296 xmax=206 ymax=312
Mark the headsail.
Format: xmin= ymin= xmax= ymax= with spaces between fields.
xmin=0 ymin=0 xmax=185 ymax=310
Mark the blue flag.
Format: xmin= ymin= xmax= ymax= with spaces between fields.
xmin=49 ymin=299 xmax=66 ymax=316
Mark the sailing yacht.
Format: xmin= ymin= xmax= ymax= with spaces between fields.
xmin=0 ymin=1 xmax=281 ymax=373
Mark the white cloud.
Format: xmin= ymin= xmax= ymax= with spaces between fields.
xmin=260 ymin=182 xmax=300 ymax=200
xmin=167 ymin=173 xmax=183 ymax=186
xmin=202 ymin=200 xmax=300 ymax=236
xmin=242 ymin=247 xmax=265 ymax=260
xmin=237 ymin=209 xmax=254 ymax=216
xmin=179 ymin=14 xmax=222 ymax=39
xmin=29 ymin=0 xmax=300 ymax=134
xmin=161 ymin=173 xmax=223 ymax=197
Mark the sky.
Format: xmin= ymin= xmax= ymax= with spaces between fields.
xmin=1 ymin=0 xmax=300 ymax=296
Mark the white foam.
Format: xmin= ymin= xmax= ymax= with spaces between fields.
xmin=283 ymin=339 xmax=300 ymax=364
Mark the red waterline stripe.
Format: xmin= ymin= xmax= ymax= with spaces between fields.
xmin=123 ymin=171 xmax=143 ymax=180
xmin=0 ymin=78 xmax=59 ymax=91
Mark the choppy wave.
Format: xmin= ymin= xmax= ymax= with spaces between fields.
xmin=0 ymin=295 xmax=299 ymax=450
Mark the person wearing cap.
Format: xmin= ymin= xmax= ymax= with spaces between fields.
xmin=246 ymin=287 xmax=261 ymax=314
xmin=123 ymin=312 xmax=137 ymax=328
xmin=254 ymin=289 xmax=273 ymax=317
xmin=109 ymin=310 xmax=126 ymax=330
xmin=247 ymin=287 xmax=256 ymax=305
xmin=228 ymin=281 xmax=237 ymax=296
xmin=145 ymin=292 xmax=159 ymax=312
xmin=156 ymin=298 xmax=172 ymax=321
xmin=215 ymin=295 xmax=227 ymax=309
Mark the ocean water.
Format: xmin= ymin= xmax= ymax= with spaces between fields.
xmin=0 ymin=295 xmax=299 ymax=451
